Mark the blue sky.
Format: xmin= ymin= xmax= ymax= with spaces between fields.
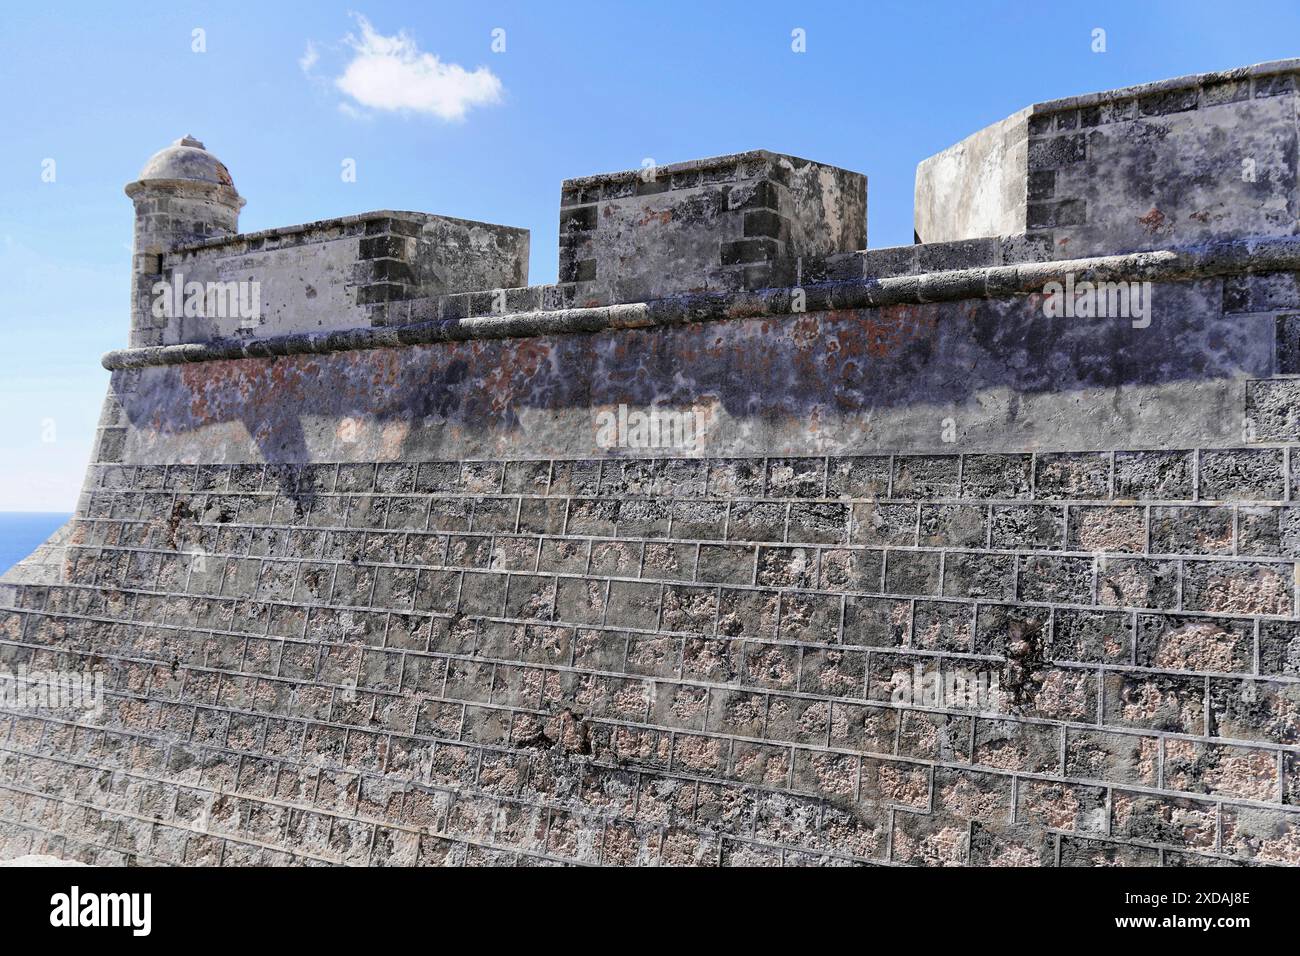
xmin=1 ymin=0 xmax=1298 ymax=511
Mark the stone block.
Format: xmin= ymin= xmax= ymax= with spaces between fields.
xmin=558 ymin=150 xmax=865 ymax=306
xmin=917 ymin=61 xmax=1300 ymax=257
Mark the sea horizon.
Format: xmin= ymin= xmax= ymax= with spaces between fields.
xmin=0 ymin=511 xmax=72 ymax=576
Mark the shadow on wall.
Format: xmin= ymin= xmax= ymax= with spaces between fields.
xmin=117 ymin=277 xmax=1269 ymax=471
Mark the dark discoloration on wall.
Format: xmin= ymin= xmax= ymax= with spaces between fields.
xmin=114 ymin=277 xmax=1269 ymax=465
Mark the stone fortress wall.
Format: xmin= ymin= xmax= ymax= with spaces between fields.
xmin=2 ymin=59 xmax=1300 ymax=866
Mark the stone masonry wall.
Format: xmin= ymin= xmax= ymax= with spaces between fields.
xmin=916 ymin=60 xmax=1300 ymax=255
xmin=92 ymin=272 xmax=1280 ymax=465
xmin=4 ymin=255 xmax=1300 ymax=865
xmin=1 ymin=441 xmax=1299 ymax=866
xmin=559 ymin=151 xmax=865 ymax=305
xmin=157 ymin=212 xmax=529 ymax=345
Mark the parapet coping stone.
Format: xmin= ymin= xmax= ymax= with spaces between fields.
xmin=560 ymin=149 xmax=845 ymax=190
xmin=102 ymin=232 xmax=1300 ymax=371
xmin=1028 ymin=56 xmax=1300 ymax=116
xmin=169 ymin=209 xmax=526 ymax=255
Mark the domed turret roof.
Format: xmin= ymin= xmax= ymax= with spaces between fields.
xmin=135 ymin=135 xmax=236 ymax=187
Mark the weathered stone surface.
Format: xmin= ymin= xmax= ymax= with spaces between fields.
xmin=916 ymin=59 xmax=1300 ymax=257
xmin=164 ymin=213 xmax=529 ymax=345
xmin=915 ymin=108 xmax=1030 ymax=245
xmin=559 ymin=150 xmax=865 ymax=304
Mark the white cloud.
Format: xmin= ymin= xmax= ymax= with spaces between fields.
xmin=299 ymin=40 xmax=319 ymax=75
xmin=333 ymin=15 xmax=502 ymax=121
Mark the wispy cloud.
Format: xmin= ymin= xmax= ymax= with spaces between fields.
xmin=328 ymin=15 xmax=502 ymax=121
xmin=298 ymin=40 xmax=319 ymax=75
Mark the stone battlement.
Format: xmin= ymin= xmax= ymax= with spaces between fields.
xmin=916 ymin=57 xmax=1300 ymax=251
xmin=557 ymin=150 xmax=866 ymax=304
xmin=148 ymin=211 xmax=528 ymax=346
xmin=122 ymin=59 xmax=1300 ymax=352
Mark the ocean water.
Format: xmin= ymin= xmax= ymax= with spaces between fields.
xmin=0 ymin=512 xmax=72 ymax=575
